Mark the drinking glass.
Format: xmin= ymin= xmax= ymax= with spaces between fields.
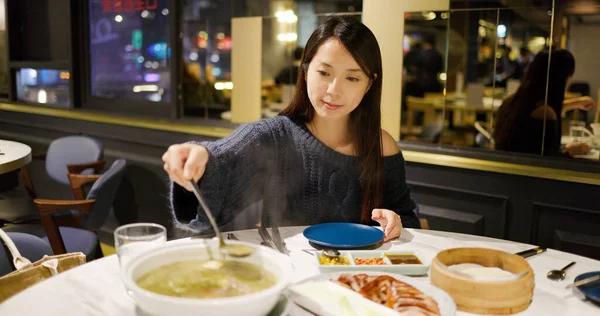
xmin=569 ymin=120 xmax=587 ymax=141
xmin=114 ymin=223 xmax=166 ymax=295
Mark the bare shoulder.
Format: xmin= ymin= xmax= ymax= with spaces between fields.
xmin=531 ymin=105 xmax=557 ymax=120
xmin=381 ymin=129 xmax=400 ymax=156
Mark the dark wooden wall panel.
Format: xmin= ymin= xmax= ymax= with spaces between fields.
xmin=409 ymin=181 xmax=509 ymax=238
xmin=532 ymin=203 xmax=600 ymax=260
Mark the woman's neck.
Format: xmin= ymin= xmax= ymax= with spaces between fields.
xmin=308 ymin=116 xmax=355 ymax=154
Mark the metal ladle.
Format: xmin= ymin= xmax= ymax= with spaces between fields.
xmin=188 ymin=180 xmax=255 ymax=258
xmin=547 ymin=261 xmax=576 ymax=281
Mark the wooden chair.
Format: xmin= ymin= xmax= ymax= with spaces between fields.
xmin=20 ymin=136 xmax=105 ymax=200
xmin=4 ymin=160 xmax=127 ymax=260
xmin=419 ymin=218 xmax=430 ymax=230
xmin=474 ymin=121 xmax=495 ymax=149
xmin=0 ymin=136 xmax=105 ymax=226
xmin=405 ymin=96 xmax=438 ymax=135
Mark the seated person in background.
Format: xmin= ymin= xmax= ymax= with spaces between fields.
xmin=495 ymin=45 xmax=516 ymax=87
xmin=514 ymin=47 xmax=532 ymax=80
xmin=274 ymin=47 xmax=304 ymax=85
xmin=162 ymin=16 xmax=421 ymax=242
xmin=415 ymin=38 xmax=443 ymax=95
xmin=494 ymin=50 xmax=594 ymax=157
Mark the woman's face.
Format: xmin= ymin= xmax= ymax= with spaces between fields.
xmin=305 ymin=38 xmax=373 ymax=121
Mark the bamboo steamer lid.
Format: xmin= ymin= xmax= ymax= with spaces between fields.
xmin=430 ymin=247 xmax=534 ymax=314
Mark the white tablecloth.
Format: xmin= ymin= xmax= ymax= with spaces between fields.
xmin=1 ymin=228 xmax=599 ymax=316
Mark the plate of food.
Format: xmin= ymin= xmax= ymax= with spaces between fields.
xmin=287 ymin=271 xmax=456 ymax=316
xmin=314 ymin=250 xmax=429 ymax=276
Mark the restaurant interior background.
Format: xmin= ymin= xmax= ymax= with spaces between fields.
xmin=0 ymin=0 xmax=599 ymax=260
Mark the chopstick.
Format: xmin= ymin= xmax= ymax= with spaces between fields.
xmin=566 ymin=275 xmax=600 ymax=289
xmin=515 ymin=247 xmax=546 ymax=258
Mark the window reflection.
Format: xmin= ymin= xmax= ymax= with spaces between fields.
xmin=16 ymin=68 xmax=70 ymax=106
xmin=181 ymin=0 xmax=232 ymax=118
xmin=89 ymin=0 xmax=171 ymax=102
xmin=401 ymin=11 xmax=447 ymax=144
xmin=181 ymin=0 xmax=361 ymax=120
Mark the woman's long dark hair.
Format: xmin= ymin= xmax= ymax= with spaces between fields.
xmin=279 ymin=16 xmax=383 ymax=223
xmin=494 ymin=49 xmax=575 ymax=150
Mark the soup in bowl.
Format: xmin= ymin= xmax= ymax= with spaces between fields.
xmin=123 ymin=240 xmax=293 ymax=316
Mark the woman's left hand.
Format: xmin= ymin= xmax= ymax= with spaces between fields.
xmin=371 ymin=209 xmax=403 ymax=242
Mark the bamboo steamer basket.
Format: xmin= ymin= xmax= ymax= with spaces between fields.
xmin=430 ymin=247 xmax=534 ymax=314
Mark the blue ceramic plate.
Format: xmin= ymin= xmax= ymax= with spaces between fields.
xmin=574 ymin=271 xmax=600 ymax=304
xmin=303 ymin=223 xmax=384 ymax=249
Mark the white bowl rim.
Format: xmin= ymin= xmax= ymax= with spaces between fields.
xmin=123 ymin=240 xmax=293 ymax=306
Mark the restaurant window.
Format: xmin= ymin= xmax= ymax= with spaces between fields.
xmin=88 ymin=0 xmax=172 ymax=103
xmin=15 ymin=68 xmax=70 ymax=106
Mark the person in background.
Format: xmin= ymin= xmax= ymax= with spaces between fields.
xmin=514 ymin=47 xmax=533 ymax=80
xmin=494 ymin=50 xmax=594 ymax=157
xmin=495 ymin=45 xmax=516 ymax=87
xmin=404 ymin=42 xmax=422 ymax=81
xmin=274 ymin=47 xmax=304 ymax=85
xmin=415 ymin=37 xmax=443 ymax=95
xmin=162 ymin=16 xmax=421 ymax=241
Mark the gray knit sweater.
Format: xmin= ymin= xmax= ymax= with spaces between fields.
xmin=169 ymin=115 xmax=420 ymax=233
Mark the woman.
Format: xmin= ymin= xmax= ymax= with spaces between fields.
xmin=162 ymin=16 xmax=420 ymax=242
xmin=494 ymin=50 xmax=593 ymax=156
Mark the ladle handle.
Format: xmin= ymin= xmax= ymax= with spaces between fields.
xmin=561 ymin=261 xmax=576 ymax=272
xmin=189 ymin=180 xmax=224 ymax=246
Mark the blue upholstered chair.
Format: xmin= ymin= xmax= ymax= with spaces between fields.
xmin=21 ymin=135 xmax=105 ymax=199
xmin=3 ymin=159 xmax=127 ymax=260
xmin=0 ymin=232 xmax=53 ymax=277
xmin=0 ymin=136 xmax=105 ymax=225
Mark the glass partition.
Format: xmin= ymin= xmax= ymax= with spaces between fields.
xmin=181 ymin=0 xmax=362 ymax=121
xmin=438 ymin=3 xmax=554 ymax=156
xmin=261 ymin=14 xmax=302 ymax=119
xmin=493 ymin=6 xmax=553 ymax=156
xmin=440 ymin=9 xmax=499 ymax=148
xmin=400 ymin=11 xmax=448 ymax=144
xmin=181 ymin=0 xmax=231 ymax=119
xmin=558 ymin=4 xmax=600 ymax=161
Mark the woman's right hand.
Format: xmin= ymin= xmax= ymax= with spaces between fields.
xmin=565 ymin=141 xmax=591 ymax=157
xmin=162 ymin=143 xmax=209 ymax=191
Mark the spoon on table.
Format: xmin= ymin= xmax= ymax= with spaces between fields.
xmin=322 ymin=249 xmax=340 ymax=258
xmin=547 ymin=261 xmax=576 ymax=281
xmin=188 ymin=180 xmax=255 ymax=258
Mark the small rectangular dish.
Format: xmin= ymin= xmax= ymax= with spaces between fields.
xmin=314 ymin=249 xmax=429 ymax=275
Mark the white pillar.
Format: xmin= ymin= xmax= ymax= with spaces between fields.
xmin=231 ymin=17 xmax=263 ymax=123
xmin=362 ymin=0 xmax=450 ymax=140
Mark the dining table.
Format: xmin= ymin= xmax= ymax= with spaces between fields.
xmin=0 ymin=139 xmax=32 ymax=175
xmin=1 ymin=227 xmax=599 ymax=316
xmin=0 ymin=139 xmax=32 ymax=193
xmin=560 ymin=135 xmax=600 ymax=160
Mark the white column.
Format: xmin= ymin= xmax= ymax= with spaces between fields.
xmin=362 ymin=0 xmax=450 ymax=140
xmin=231 ymin=17 xmax=263 ymax=123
